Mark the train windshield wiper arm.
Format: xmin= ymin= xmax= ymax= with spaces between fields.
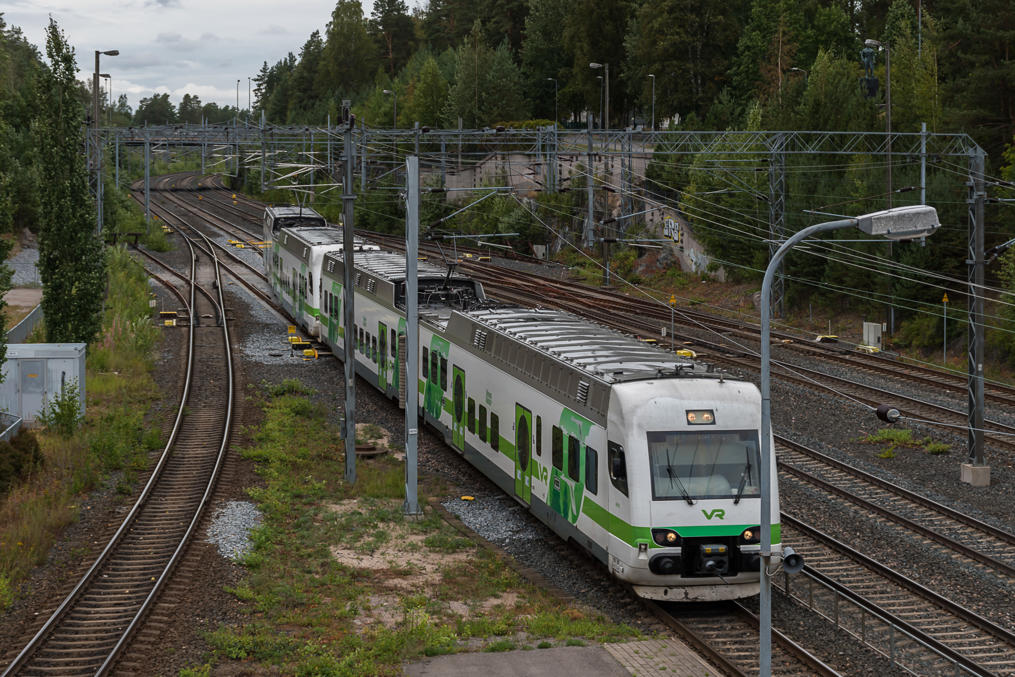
xmin=733 ymin=461 xmax=751 ymax=504
xmin=666 ymin=448 xmax=694 ymax=505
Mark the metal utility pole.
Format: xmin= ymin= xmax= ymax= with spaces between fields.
xmin=93 ymin=49 xmax=118 ymax=232
xmin=963 ymin=146 xmax=988 ymax=485
xmin=648 ymin=74 xmax=656 ymax=131
xmin=342 ymin=101 xmax=358 ymax=484
xmin=585 ymin=115 xmax=595 ymax=248
xmin=144 ymin=132 xmax=151 ymax=223
xmin=360 ymin=119 xmax=368 ymax=191
xmin=768 ymin=133 xmax=787 ymax=318
xmin=404 ymin=154 xmax=421 ymax=516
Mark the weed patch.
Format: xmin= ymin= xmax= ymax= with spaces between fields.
xmin=0 ymin=247 xmax=162 ymax=610
xmin=200 ymin=386 xmax=639 ymax=675
xmin=862 ymin=428 xmax=950 ymax=458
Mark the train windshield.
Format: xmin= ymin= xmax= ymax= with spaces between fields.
xmin=646 ymin=430 xmax=761 ymax=502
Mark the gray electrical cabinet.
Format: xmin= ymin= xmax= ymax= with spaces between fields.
xmin=0 ymin=343 xmax=86 ymax=423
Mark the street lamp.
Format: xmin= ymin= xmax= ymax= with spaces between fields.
xmin=865 ymin=39 xmax=891 ymax=207
xmin=647 ymin=73 xmax=655 ymax=131
xmin=590 ymin=62 xmax=609 ymax=129
xmin=758 ymin=205 xmax=940 ymax=677
xmin=236 ymin=79 xmax=240 ymax=125
xmin=247 ymin=76 xmax=251 ymax=126
xmin=93 ymin=49 xmax=118 ymax=233
xmin=546 ymin=77 xmax=557 ymax=127
xmin=383 ymin=89 xmax=397 ymax=128
xmin=789 ymin=66 xmax=808 ymax=83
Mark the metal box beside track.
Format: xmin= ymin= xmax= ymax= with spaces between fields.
xmin=0 ymin=343 xmax=87 ymax=424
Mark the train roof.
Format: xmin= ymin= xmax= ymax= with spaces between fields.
xmin=462 ymin=307 xmax=718 ymax=384
xmin=265 ymin=205 xmax=325 ymax=219
xmin=353 ymin=250 xmax=471 ymax=282
xmin=280 ymin=226 xmax=379 ymax=249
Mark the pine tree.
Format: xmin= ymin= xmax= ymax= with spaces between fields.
xmin=34 ymin=19 xmax=106 ymax=345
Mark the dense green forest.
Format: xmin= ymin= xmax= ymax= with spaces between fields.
xmin=3 ymin=2 xmax=1015 ymax=364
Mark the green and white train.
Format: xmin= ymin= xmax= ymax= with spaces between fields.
xmin=265 ymin=212 xmax=781 ymax=601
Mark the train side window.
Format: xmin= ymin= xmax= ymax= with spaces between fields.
xmin=552 ymin=426 xmax=563 ymax=470
xmin=479 ymin=405 xmax=488 ymax=441
xmin=371 ymin=336 xmax=378 ymax=362
xmin=353 ymin=324 xmax=358 ymax=349
xmin=390 ymin=329 xmax=397 ymax=357
xmin=422 ymin=347 xmax=429 ymax=378
xmin=567 ymin=436 xmax=580 ymax=482
xmin=467 ymin=398 xmax=476 ymax=433
xmin=536 ymin=416 xmax=542 ymax=456
xmin=430 ymin=352 xmax=439 ymax=384
xmin=585 ymin=446 xmax=598 ymax=495
xmin=439 ymin=356 xmax=448 ymax=389
xmin=608 ymin=441 xmax=628 ymax=496
xmin=490 ymin=413 xmax=499 ymax=451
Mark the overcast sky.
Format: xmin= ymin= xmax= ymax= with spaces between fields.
xmin=4 ymin=0 xmax=381 ymax=111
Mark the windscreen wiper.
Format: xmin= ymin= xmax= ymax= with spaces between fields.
xmin=666 ymin=448 xmax=694 ymax=505
xmin=733 ymin=455 xmax=752 ymax=504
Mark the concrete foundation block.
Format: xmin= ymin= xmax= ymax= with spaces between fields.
xmin=960 ymin=463 xmax=990 ymax=487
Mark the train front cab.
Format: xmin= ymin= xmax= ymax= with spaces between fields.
xmin=606 ymin=378 xmax=781 ymax=602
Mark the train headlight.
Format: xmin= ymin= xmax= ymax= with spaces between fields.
xmin=651 ymin=529 xmax=681 ymax=547
xmin=740 ymin=527 xmax=760 ymax=544
xmin=685 ymin=409 xmax=715 ymax=425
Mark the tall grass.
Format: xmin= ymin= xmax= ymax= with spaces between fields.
xmin=0 ymin=245 xmax=163 ymax=610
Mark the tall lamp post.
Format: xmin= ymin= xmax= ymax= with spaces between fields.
xmin=590 ymin=62 xmax=609 ymax=129
xmin=596 ymin=76 xmax=603 ymax=128
xmin=758 ymin=205 xmax=940 ymax=677
xmin=236 ymin=79 xmax=240 ymax=125
xmin=383 ymin=89 xmax=398 ymax=128
xmin=93 ymin=49 xmax=118 ymax=234
xmin=648 ymin=73 xmax=656 ymax=131
xmin=546 ymin=77 xmax=558 ymax=127
xmin=865 ymin=39 xmax=891 ymax=207
xmin=100 ymin=74 xmax=111 ymax=126
xmin=247 ymin=77 xmax=251 ymax=126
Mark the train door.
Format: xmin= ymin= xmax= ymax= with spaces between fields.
xmin=514 ymin=404 xmax=533 ymax=505
xmin=378 ymin=322 xmax=389 ymax=391
xmin=328 ymin=282 xmax=341 ymax=345
xmin=451 ymin=367 xmax=466 ymax=451
xmin=424 ymin=337 xmax=449 ymax=421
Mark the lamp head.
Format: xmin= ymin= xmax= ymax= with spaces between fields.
xmin=383 ymin=89 xmax=393 ymax=95
xmin=864 ymin=39 xmax=882 ymax=49
xmin=855 ymin=205 xmax=940 ymax=241
xmin=589 ymin=62 xmax=603 ymax=69
xmin=102 ymin=49 xmax=119 ymax=56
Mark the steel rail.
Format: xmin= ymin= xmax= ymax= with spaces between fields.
xmin=778 ymin=445 xmax=1015 ymax=578
xmin=783 ymin=515 xmax=1015 ymax=648
xmin=1 ymin=234 xmax=204 ymax=677
xmin=97 ymin=226 xmax=236 ymax=675
xmin=777 ymin=435 xmax=1015 ymax=545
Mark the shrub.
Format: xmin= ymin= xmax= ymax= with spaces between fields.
xmin=37 ymin=381 xmax=82 ymax=438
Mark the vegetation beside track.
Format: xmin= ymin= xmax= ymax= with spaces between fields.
xmin=0 ymin=245 xmax=164 ymax=608
xmin=188 ymin=378 xmax=638 ymax=676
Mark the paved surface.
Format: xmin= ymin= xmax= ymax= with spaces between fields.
xmin=7 ymin=245 xmax=39 ymax=287
xmin=403 ymin=638 xmax=717 ymax=676
xmin=5 ymin=288 xmax=42 ymax=307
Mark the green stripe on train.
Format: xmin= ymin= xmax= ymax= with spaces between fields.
xmin=581 ymin=500 xmax=781 ymax=547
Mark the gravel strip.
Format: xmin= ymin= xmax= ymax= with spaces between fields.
xmin=204 ymin=501 xmax=262 ymax=561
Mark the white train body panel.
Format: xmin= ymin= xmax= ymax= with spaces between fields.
xmin=264 ymin=210 xmax=779 ymax=601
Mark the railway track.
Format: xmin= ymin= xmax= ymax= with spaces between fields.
xmin=646 ymin=599 xmax=840 ymax=676
xmin=777 ymin=436 xmax=1015 ymax=580
xmin=138 ymin=175 xmax=1015 ymax=675
xmin=778 ymin=518 xmax=1015 ymax=676
xmin=2 ymin=227 xmax=235 ymax=676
